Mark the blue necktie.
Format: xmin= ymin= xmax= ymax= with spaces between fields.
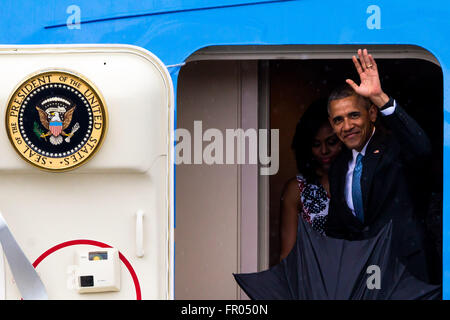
xmin=352 ymin=153 xmax=364 ymax=222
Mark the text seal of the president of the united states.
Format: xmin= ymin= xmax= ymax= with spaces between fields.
xmin=6 ymin=70 xmax=108 ymax=171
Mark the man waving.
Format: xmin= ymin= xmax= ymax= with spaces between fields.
xmin=325 ymin=49 xmax=432 ymax=282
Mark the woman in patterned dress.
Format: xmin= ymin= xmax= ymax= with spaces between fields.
xmin=280 ymin=99 xmax=343 ymax=261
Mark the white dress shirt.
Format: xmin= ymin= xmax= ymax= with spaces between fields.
xmin=345 ymin=100 xmax=396 ymax=216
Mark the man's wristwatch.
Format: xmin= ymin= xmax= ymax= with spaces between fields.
xmin=379 ymin=96 xmax=394 ymax=110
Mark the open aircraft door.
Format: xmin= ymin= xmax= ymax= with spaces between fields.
xmin=0 ymin=45 xmax=174 ymax=300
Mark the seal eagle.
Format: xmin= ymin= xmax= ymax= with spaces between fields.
xmin=35 ymin=97 xmax=78 ymax=145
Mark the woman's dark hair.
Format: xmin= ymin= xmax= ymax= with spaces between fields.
xmin=291 ymin=99 xmax=330 ymax=184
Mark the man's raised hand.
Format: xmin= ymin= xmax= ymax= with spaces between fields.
xmin=346 ymin=48 xmax=389 ymax=107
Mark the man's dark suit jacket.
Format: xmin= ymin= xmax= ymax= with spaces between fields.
xmin=325 ymin=103 xmax=432 ymax=281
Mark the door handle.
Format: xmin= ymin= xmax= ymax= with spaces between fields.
xmin=136 ymin=210 xmax=145 ymax=258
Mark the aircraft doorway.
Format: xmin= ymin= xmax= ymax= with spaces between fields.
xmin=175 ymin=46 xmax=443 ymax=299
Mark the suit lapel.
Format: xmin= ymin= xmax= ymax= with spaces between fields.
xmin=360 ymin=128 xmax=385 ymax=220
xmin=336 ymin=148 xmax=351 ymax=201
xmin=333 ymin=149 xmax=364 ymax=229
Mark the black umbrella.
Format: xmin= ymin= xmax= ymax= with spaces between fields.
xmin=234 ymin=218 xmax=440 ymax=300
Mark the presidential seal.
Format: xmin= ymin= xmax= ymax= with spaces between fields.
xmin=6 ymin=70 xmax=107 ymax=171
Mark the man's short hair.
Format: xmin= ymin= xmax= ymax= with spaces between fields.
xmin=327 ymin=83 xmax=371 ymax=115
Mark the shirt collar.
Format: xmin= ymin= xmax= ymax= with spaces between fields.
xmin=351 ymin=127 xmax=376 ymax=159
